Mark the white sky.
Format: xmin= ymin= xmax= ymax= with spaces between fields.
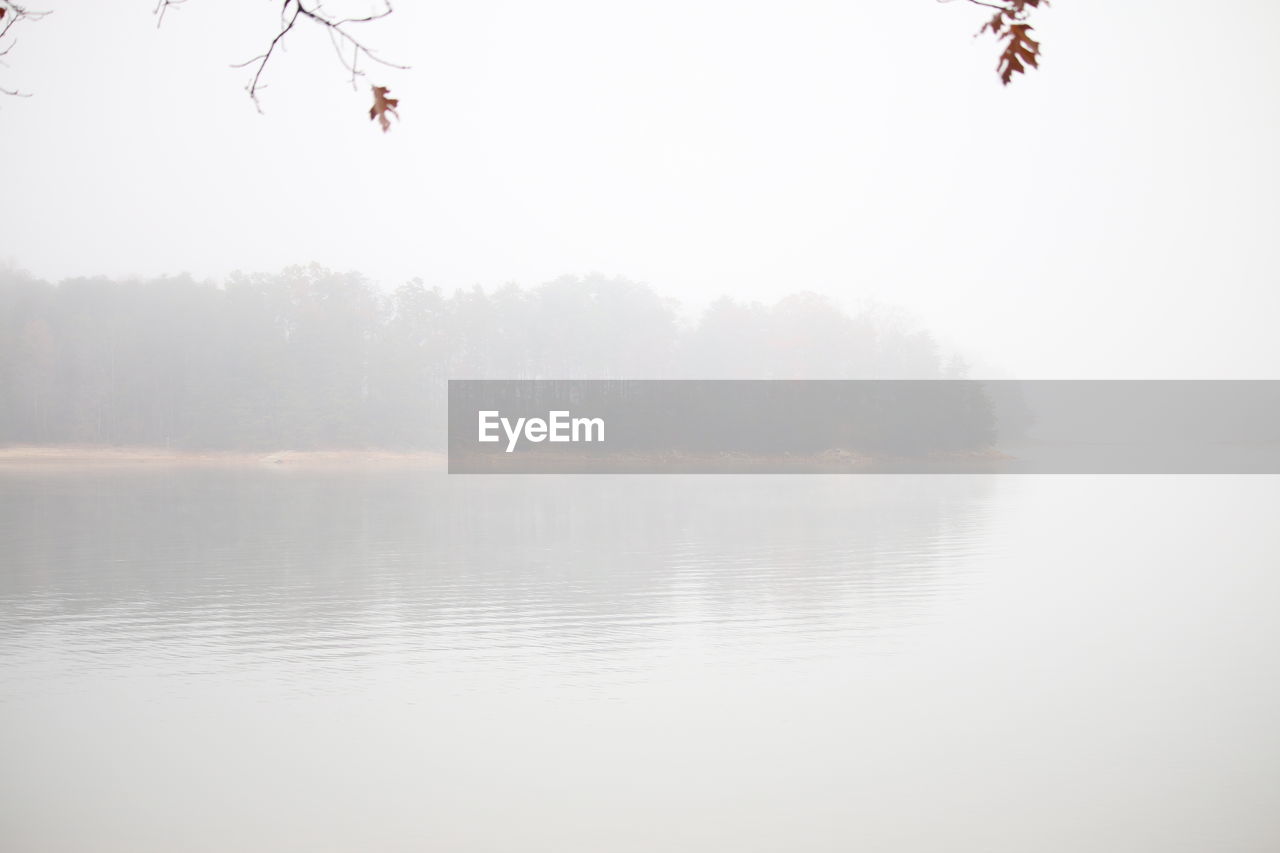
xmin=2 ymin=0 xmax=1278 ymax=377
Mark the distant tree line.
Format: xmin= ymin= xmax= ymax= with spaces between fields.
xmin=0 ymin=264 xmax=966 ymax=450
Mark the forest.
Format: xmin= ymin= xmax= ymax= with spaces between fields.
xmin=0 ymin=264 xmax=963 ymax=450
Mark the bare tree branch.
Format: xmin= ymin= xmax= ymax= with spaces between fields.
xmin=0 ymin=1 xmax=50 ymax=97
xmin=155 ymin=0 xmax=407 ymax=113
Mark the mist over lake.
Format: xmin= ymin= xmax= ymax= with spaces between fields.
xmin=4 ymin=0 xmax=1279 ymax=848
xmin=3 ymin=471 xmax=1277 ymax=852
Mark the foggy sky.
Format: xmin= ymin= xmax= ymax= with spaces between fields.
xmin=2 ymin=0 xmax=1278 ymax=378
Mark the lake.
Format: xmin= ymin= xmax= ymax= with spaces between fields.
xmin=1 ymin=471 xmax=1277 ymax=852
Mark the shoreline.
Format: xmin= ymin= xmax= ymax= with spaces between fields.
xmin=0 ymin=444 xmax=1015 ymax=473
xmin=0 ymin=445 xmax=448 ymax=470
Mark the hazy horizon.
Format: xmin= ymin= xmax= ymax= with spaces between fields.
xmin=4 ymin=4 xmax=1280 ymax=847
xmin=3 ymin=0 xmax=1279 ymax=378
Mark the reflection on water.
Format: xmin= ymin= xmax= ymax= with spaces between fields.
xmin=2 ymin=472 xmax=1279 ymax=853
xmin=0 ymin=473 xmax=991 ymax=690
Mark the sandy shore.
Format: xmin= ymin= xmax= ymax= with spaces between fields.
xmin=0 ymin=445 xmax=1014 ymax=473
xmin=0 ymin=445 xmax=447 ymax=470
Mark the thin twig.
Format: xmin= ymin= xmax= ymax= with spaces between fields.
xmin=153 ymin=0 xmax=187 ymax=29
xmin=0 ymin=1 xmax=50 ymax=97
xmin=196 ymin=0 xmax=407 ymax=111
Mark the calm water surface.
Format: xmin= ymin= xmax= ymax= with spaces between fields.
xmin=1 ymin=472 xmax=1277 ymax=851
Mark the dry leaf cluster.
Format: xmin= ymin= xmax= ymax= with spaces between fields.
xmin=974 ymin=0 xmax=1047 ymax=85
xmin=369 ymin=85 xmax=400 ymax=132
xmin=3 ymin=1 xmax=1055 ymax=115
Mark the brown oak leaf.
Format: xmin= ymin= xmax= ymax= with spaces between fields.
xmin=369 ymin=85 xmax=400 ymax=133
xmin=974 ymin=0 xmax=1048 ymax=85
xmin=996 ymin=23 xmax=1040 ymax=85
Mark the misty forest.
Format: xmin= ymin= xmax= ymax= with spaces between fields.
xmin=0 ymin=265 xmax=963 ymax=450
